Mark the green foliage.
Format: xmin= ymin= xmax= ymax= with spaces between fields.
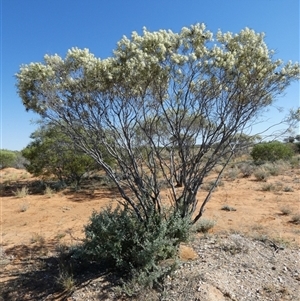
xmin=80 ymin=205 xmax=192 ymax=287
xmin=251 ymin=141 xmax=294 ymax=163
xmin=0 ymin=149 xmax=26 ymax=169
xmin=0 ymin=150 xmax=16 ymax=169
xmin=21 ymin=123 xmax=112 ymax=186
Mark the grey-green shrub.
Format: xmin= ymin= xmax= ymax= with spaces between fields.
xmin=238 ymin=162 xmax=254 ymax=178
xmin=193 ymin=218 xmax=215 ymax=233
xmin=81 ymin=205 xmax=192 ymax=287
xmin=254 ymin=167 xmax=270 ymax=181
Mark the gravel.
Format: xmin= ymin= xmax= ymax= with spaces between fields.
xmin=67 ymin=234 xmax=300 ymax=301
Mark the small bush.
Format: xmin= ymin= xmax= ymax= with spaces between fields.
xmin=260 ymin=183 xmax=276 ymax=192
xmin=280 ymin=206 xmax=292 ymax=215
xmin=224 ymin=167 xmax=239 ymax=181
xmin=254 ymin=167 xmax=270 ymax=182
xmin=80 ymin=205 xmax=192 ymax=287
xmin=238 ymin=162 xmax=254 ymax=178
xmin=262 ymin=162 xmax=280 ymax=176
xmin=13 ymin=186 xmax=29 ymax=198
xmin=193 ymin=218 xmax=215 ymax=233
xmin=202 ymin=180 xmax=219 ymax=191
xmin=30 ymin=233 xmax=45 ymax=245
xmin=251 ymin=141 xmax=294 ymax=164
xmin=221 ymin=205 xmax=237 ymax=211
xmin=44 ymin=185 xmax=54 ymax=197
xmin=291 ymin=214 xmax=300 ymax=225
xmin=289 ymin=156 xmax=300 ymax=169
xmin=263 ymin=161 xmax=290 ymax=176
xmin=283 ymin=186 xmax=294 ymax=192
xmin=56 ymin=270 xmax=75 ymax=292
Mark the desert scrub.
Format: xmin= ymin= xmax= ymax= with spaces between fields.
xmin=289 ymin=155 xmax=300 ymax=169
xmin=224 ymin=167 xmax=239 ymax=181
xmin=56 ymin=270 xmax=75 ymax=292
xmin=44 ymin=185 xmax=54 ymax=197
xmin=31 ymin=232 xmax=46 ymax=245
xmin=290 ymin=214 xmax=300 ymax=225
xmin=254 ymin=167 xmax=270 ymax=181
xmin=263 ymin=161 xmax=290 ymax=176
xmin=56 ymin=245 xmax=76 ymax=292
xmin=221 ymin=205 xmax=237 ymax=211
xmin=201 ymin=180 xmax=220 ymax=191
xmin=13 ymin=186 xmax=29 ymax=198
xmin=279 ymin=206 xmax=292 ymax=215
xmin=192 ymin=218 xmax=215 ymax=233
xmin=213 ymin=164 xmax=224 ymax=173
xmin=283 ymin=186 xmax=294 ymax=192
xmin=260 ymin=183 xmax=277 ymax=192
xmin=81 ymin=205 xmax=192 ymax=288
xmin=238 ymin=162 xmax=254 ymax=178
xmin=251 ymin=141 xmax=294 ymax=163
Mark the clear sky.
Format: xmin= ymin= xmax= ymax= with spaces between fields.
xmin=1 ymin=0 xmax=299 ymax=151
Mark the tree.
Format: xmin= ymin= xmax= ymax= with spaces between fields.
xmin=21 ymin=123 xmax=104 ymax=187
xmin=0 ymin=149 xmax=27 ymax=169
xmin=250 ymin=141 xmax=294 ymax=163
xmin=16 ymin=24 xmax=299 ymax=223
xmin=0 ymin=149 xmax=17 ymax=169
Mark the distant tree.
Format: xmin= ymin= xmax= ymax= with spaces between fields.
xmin=0 ymin=149 xmax=17 ymax=169
xmin=21 ymin=123 xmax=108 ymax=187
xmin=16 ymin=24 xmax=300 ymax=223
xmin=251 ymin=141 xmax=294 ymax=163
xmin=0 ymin=149 xmax=27 ymax=169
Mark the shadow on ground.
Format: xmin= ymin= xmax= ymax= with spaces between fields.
xmin=0 ymin=241 xmax=120 ymax=301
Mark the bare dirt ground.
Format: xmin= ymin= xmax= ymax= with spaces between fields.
xmin=1 ymin=165 xmax=299 ymax=300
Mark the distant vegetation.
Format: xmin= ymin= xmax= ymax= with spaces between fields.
xmin=0 ymin=149 xmax=27 ymax=169
xmin=20 ymin=123 xmax=108 ymax=188
xmin=251 ymin=141 xmax=295 ymax=163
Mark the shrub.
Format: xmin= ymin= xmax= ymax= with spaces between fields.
xmin=13 ymin=186 xmax=29 ymax=198
xmin=202 ymin=180 xmax=219 ymax=191
xmin=192 ymin=218 xmax=216 ymax=233
xmin=56 ymin=270 xmax=75 ymax=292
xmin=221 ymin=205 xmax=237 ymax=211
xmin=260 ymin=183 xmax=276 ymax=192
xmin=224 ymin=167 xmax=239 ymax=181
xmin=263 ymin=160 xmax=290 ymax=176
xmin=283 ymin=186 xmax=294 ymax=192
xmin=44 ymin=185 xmax=54 ymax=197
xmin=251 ymin=141 xmax=294 ymax=164
xmin=238 ymin=162 xmax=254 ymax=178
xmin=253 ymin=167 xmax=270 ymax=181
xmin=290 ymin=155 xmax=300 ymax=169
xmin=280 ymin=206 xmax=292 ymax=215
xmin=291 ymin=214 xmax=300 ymax=225
xmin=80 ymin=205 xmax=192 ymax=287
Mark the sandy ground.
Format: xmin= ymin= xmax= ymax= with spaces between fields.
xmin=1 ymin=166 xmax=299 ymax=253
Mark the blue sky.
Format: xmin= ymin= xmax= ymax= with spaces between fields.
xmin=1 ymin=0 xmax=299 ymax=151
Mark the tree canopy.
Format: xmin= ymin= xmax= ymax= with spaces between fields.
xmin=16 ymin=24 xmax=299 ymax=222
xmin=21 ymin=123 xmax=102 ymax=186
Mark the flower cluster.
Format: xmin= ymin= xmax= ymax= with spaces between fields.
xmin=16 ymin=23 xmax=299 ymax=116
